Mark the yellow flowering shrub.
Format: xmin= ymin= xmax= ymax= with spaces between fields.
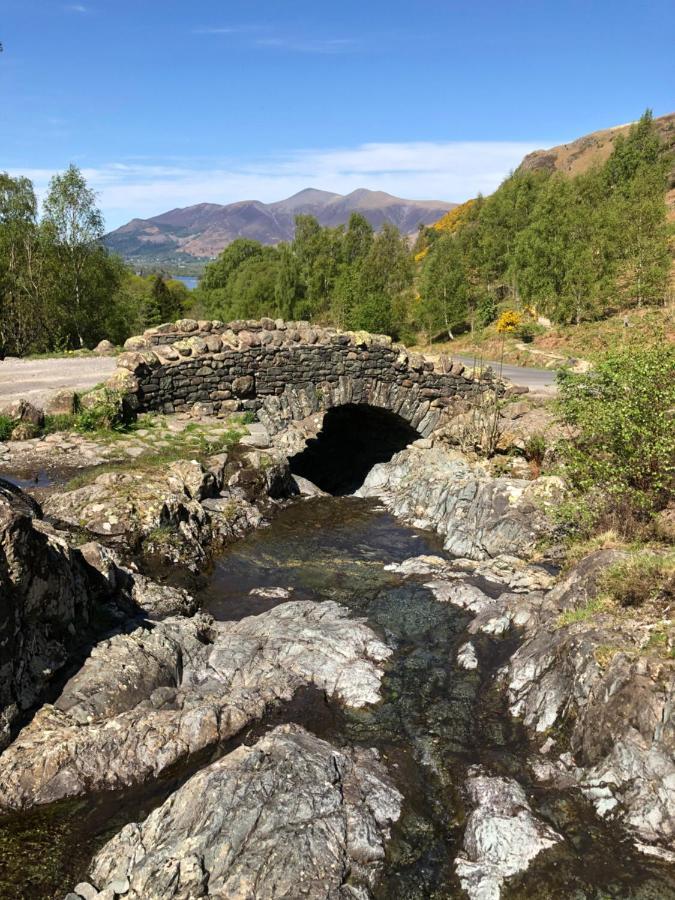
xmin=496 ymin=310 xmax=522 ymax=334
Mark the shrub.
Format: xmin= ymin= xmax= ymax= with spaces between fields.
xmin=496 ymin=309 xmax=522 ymax=334
xmin=75 ymin=389 xmax=127 ymax=433
xmin=0 ymin=414 xmax=18 ymax=442
xmin=556 ymin=345 xmax=675 ymax=535
xmin=476 ymin=294 xmax=497 ymax=328
xmin=524 ymin=432 xmax=547 ymax=464
xmin=516 ymin=321 xmax=544 ymax=343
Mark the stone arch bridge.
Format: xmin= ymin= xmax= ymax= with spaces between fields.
xmin=110 ymin=318 xmax=497 ymax=441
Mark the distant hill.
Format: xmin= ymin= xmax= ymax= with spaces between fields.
xmin=518 ymin=111 xmax=675 ymax=218
xmin=105 ymin=188 xmax=456 ymax=267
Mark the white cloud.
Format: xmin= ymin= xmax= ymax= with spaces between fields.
xmin=192 ymin=26 xmax=237 ymax=35
xmin=65 ymin=4 xmax=88 ymax=12
xmin=6 ymin=140 xmax=544 ymax=230
xmin=192 ymin=26 xmax=356 ymax=53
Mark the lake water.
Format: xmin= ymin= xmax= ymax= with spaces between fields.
xmin=171 ymin=275 xmax=199 ymax=290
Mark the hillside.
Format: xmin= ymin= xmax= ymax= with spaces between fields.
xmin=105 ymin=188 xmax=456 ymax=267
xmin=519 ymin=111 xmax=675 ymax=216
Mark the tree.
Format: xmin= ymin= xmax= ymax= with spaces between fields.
xmin=343 ymin=212 xmax=374 ymax=265
xmin=418 ymin=234 xmax=468 ymax=340
xmin=0 ymin=173 xmax=47 ymax=355
xmin=274 ymin=243 xmax=302 ymax=320
xmin=42 ymin=164 xmax=117 ymax=347
xmin=200 ymin=238 xmax=264 ymax=291
xmin=557 ymin=345 xmax=675 ymax=530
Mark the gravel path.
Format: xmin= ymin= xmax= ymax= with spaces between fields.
xmin=0 ymin=357 xmax=117 ymax=407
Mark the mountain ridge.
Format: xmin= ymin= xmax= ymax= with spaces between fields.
xmin=104 ymin=188 xmax=456 ymax=266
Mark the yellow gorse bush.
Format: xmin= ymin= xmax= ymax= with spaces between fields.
xmin=496 ymin=310 xmax=522 ymax=333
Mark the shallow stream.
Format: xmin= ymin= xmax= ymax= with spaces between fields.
xmin=1 ymin=497 xmax=673 ymax=898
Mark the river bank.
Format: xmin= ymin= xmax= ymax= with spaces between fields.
xmin=0 ymin=412 xmax=673 ymax=898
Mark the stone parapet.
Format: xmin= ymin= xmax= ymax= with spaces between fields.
xmin=113 ymin=319 xmax=497 ymax=437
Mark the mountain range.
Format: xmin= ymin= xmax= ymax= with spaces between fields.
xmin=104 ymin=188 xmax=456 ymax=267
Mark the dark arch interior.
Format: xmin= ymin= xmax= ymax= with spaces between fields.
xmin=289 ymin=404 xmax=420 ymax=496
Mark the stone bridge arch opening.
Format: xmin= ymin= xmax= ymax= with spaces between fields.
xmin=289 ymin=404 xmax=420 ymax=496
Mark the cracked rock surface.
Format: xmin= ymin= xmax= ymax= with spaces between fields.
xmin=85 ymin=724 xmax=402 ymax=900
xmin=0 ymin=600 xmax=391 ymax=810
xmin=356 ymin=446 xmax=562 ymax=561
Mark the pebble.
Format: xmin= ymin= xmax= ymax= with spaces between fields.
xmin=73 ymin=883 xmax=99 ymax=900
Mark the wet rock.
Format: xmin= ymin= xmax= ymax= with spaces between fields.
xmin=356 ymin=446 xmax=559 ymax=560
xmin=457 ymin=642 xmax=478 ymax=670
xmin=455 ymin=768 xmax=561 ymax=900
xmin=87 ymin=724 xmax=402 ymax=900
xmin=0 ymin=600 xmax=391 ymax=809
xmin=249 ymin=586 xmax=293 ymax=599
xmin=292 ymin=473 xmax=328 ymax=497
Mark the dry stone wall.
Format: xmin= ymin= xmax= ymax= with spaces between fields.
xmin=111 ymin=318 xmax=496 ymax=438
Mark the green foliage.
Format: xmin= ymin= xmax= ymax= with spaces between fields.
xmin=418 ymin=233 xmax=468 ymax=339
xmin=75 ymin=389 xmax=127 ymax=433
xmin=43 ymin=413 xmax=79 ymax=434
xmin=0 ymin=414 xmax=18 ymax=441
xmin=556 ymin=596 xmax=607 ymax=628
xmin=0 ymin=165 xmax=168 ymax=356
xmin=556 ymin=345 xmax=675 ymax=532
xmin=523 ymin=432 xmax=547 ymax=464
xmin=599 ymin=552 xmax=675 ymax=608
xmin=420 ymin=110 xmax=670 ymax=334
xmin=196 ymin=214 xmax=414 ymax=338
xmin=516 ymin=321 xmax=544 ymax=342
xmin=475 ymin=292 xmax=497 ymax=327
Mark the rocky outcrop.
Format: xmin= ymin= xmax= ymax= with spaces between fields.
xmin=0 ymin=600 xmax=391 ymax=810
xmin=0 ymin=483 xmax=100 ymax=750
xmin=44 ymin=448 xmax=294 ymax=567
xmin=0 ymin=482 xmax=206 ymax=752
xmin=357 ymin=445 xmax=563 ymax=560
xmin=455 ymin=768 xmax=561 ymax=900
xmin=506 ymin=551 xmax=675 ymax=850
xmin=83 ymin=724 xmax=402 ymax=900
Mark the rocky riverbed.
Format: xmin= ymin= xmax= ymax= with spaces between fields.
xmin=0 ymin=419 xmax=673 ymax=899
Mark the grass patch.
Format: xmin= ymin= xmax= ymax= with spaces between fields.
xmin=599 ymin=552 xmax=675 ymax=608
xmin=64 ymin=425 xmax=245 ymax=490
xmin=556 ymin=596 xmax=610 ymax=628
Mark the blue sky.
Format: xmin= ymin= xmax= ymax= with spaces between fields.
xmin=1 ymin=0 xmax=673 ymax=229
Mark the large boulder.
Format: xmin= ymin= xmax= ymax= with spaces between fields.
xmin=1 ymin=398 xmax=44 ymax=428
xmin=86 ymin=724 xmax=402 ymax=900
xmin=0 ymin=486 xmax=98 ymax=749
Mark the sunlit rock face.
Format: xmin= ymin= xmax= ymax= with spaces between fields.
xmin=86 ymin=724 xmax=402 ymax=900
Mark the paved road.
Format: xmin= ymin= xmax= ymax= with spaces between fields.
xmin=0 ymin=356 xmax=117 ymax=406
xmin=453 ymin=356 xmax=558 ymax=390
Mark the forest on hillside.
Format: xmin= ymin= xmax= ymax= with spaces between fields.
xmin=0 ymin=112 xmax=671 ymax=357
